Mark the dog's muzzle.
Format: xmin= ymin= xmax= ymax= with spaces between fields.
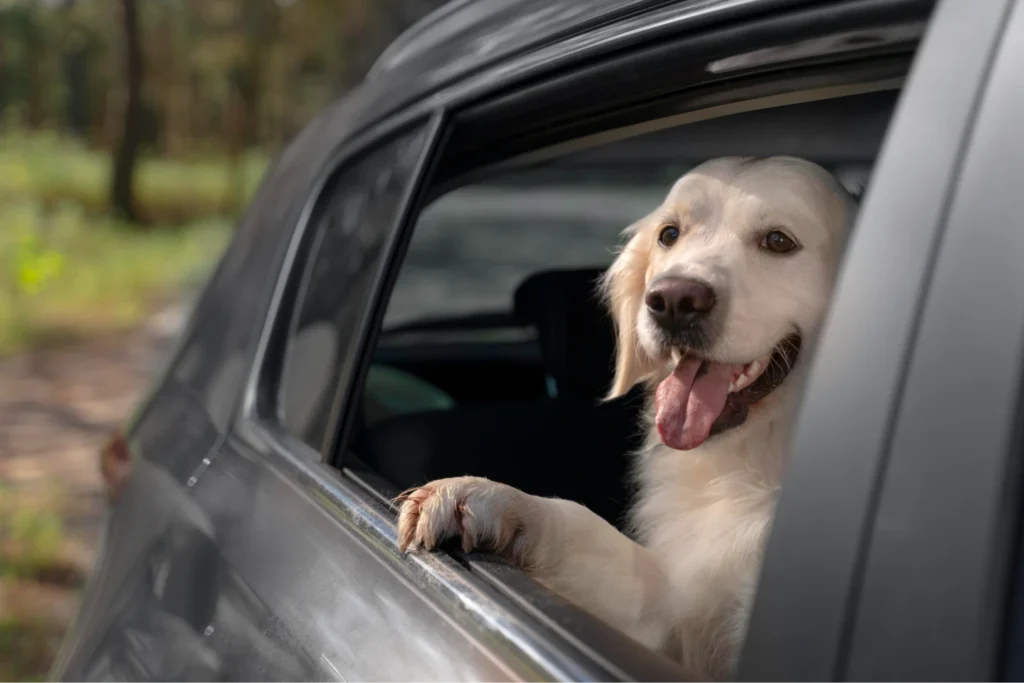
xmin=645 ymin=275 xmax=717 ymax=348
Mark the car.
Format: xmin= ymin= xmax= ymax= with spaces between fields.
xmin=50 ymin=0 xmax=1024 ymax=679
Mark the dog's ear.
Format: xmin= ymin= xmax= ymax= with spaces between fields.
xmin=601 ymin=219 xmax=658 ymax=400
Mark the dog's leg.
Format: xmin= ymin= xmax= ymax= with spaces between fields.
xmin=397 ymin=476 xmax=674 ymax=652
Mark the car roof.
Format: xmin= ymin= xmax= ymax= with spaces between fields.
xmin=307 ymin=0 xmax=815 ymax=153
xmin=368 ymin=0 xmax=663 ymax=83
xmin=366 ymin=0 xmax=669 ymax=86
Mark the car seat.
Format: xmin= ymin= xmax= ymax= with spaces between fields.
xmin=358 ymin=268 xmax=646 ymax=528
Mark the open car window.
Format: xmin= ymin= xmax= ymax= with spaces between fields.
xmin=379 ymin=89 xmax=883 ymax=348
xmin=353 ymin=89 xmax=896 ymax=523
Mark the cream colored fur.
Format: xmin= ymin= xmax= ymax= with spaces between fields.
xmin=397 ymin=156 xmax=855 ymax=680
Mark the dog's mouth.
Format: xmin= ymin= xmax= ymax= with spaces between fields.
xmin=654 ymin=333 xmax=801 ymax=451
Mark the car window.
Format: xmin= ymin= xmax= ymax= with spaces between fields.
xmin=351 ymin=92 xmax=891 ymax=503
xmin=381 ymin=179 xmax=666 ymax=334
xmin=380 ymin=99 xmax=879 ymax=344
xmin=278 ymin=126 xmax=432 ymax=450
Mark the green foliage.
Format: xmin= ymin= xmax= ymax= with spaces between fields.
xmin=0 ymin=615 xmax=58 ymax=682
xmin=7 ymin=205 xmax=65 ymax=297
xmin=0 ymin=490 xmax=71 ymax=681
xmin=0 ymin=200 xmax=232 ymax=355
xmin=0 ymin=133 xmax=268 ymax=224
xmin=0 ymin=132 xmax=243 ymax=355
xmin=0 ymin=502 xmax=64 ymax=582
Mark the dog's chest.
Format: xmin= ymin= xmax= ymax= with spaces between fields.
xmin=637 ymin=447 xmax=779 ymax=614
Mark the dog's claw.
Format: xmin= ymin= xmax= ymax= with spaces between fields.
xmin=393 ymin=477 xmax=532 ymax=565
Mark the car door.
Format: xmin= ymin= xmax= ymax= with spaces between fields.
xmin=741 ymin=0 xmax=1024 ymax=679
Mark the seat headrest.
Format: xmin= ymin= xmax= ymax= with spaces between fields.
xmin=514 ymin=268 xmax=616 ymax=398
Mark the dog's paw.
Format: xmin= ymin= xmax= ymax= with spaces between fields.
xmin=396 ymin=476 xmax=536 ymax=564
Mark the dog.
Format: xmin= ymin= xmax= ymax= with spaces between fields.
xmin=397 ymin=156 xmax=855 ymax=679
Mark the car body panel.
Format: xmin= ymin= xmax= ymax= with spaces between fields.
xmin=368 ymin=0 xmax=670 ymax=83
xmin=844 ymin=2 xmax=1024 ymax=676
xmin=188 ymin=431 xmax=527 ymax=681
xmin=739 ymin=0 xmax=1016 ymax=679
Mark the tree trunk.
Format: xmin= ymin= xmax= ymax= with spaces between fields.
xmin=64 ymin=45 xmax=89 ymax=138
xmin=24 ymin=27 xmax=46 ymax=128
xmin=62 ymin=0 xmax=89 ymax=139
xmin=110 ymin=0 xmax=145 ymax=224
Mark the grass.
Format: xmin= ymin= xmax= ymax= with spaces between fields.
xmin=0 ymin=131 xmax=268 ymax=224
xmin=0 ymin=616 xmax=60 ymax=682
xmin=0 ymin=201 xmax=233 ymax=355
xmin=0 ymin=491 xmax=81 ymax=587
xmin=0 ymin=488 xmax=81 ymax=682
xmin=0 ymin=132 xmax=256 ymax=356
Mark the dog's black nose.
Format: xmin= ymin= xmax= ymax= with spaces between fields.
xmin=645 ymin=276 xmax=716 ymax=331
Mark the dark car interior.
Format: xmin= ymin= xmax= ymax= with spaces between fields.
xmin=349 ymin=88 xmax=899 ymax=530
xmin=357 ymin=268 xmax=647 ymax=526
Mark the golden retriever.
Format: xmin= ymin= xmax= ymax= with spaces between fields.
xmin=397 ymin=156 xmax=855 ymax=679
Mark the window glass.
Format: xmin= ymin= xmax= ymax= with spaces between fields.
xmin=279 ymin=126 xmax=431 ymax=449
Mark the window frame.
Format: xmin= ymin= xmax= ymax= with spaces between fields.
xmin=272 ymin=123 xmax=442 ymax=449
xmin=238 ymin=112 xmax=445 ymax=451
xmin=233 ymin=0 xmax=944 ymax=679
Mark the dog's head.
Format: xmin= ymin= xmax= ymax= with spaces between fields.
xmin=602 ymin=156 xmax=855 ymax=450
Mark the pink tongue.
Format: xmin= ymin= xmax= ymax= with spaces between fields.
xmin=655 ymin=357 xmax=737 ymax=450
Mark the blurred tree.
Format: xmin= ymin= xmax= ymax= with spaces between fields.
xmin=110 ymin=0 xmax=145 ymax=223
xmin=3 ymin=0 xmax=452 ymax=223
xmin=59 ymin=0 xmax=91 ymax=138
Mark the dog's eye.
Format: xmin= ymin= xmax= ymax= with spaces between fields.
xmin=658 ymin=225 xmax=680 ymax=248
xmin=762 ymin=229 xmax=798 ymax=254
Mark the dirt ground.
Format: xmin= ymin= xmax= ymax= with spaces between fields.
xmin=0 ymin=307 xmax=182 ymax=680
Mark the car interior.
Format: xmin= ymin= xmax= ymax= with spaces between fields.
xmin=348 ymin=88 xmax=896 ymax=531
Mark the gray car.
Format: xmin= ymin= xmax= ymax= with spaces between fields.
xmin=52 ymin=0 xmax=1024 ymax=680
